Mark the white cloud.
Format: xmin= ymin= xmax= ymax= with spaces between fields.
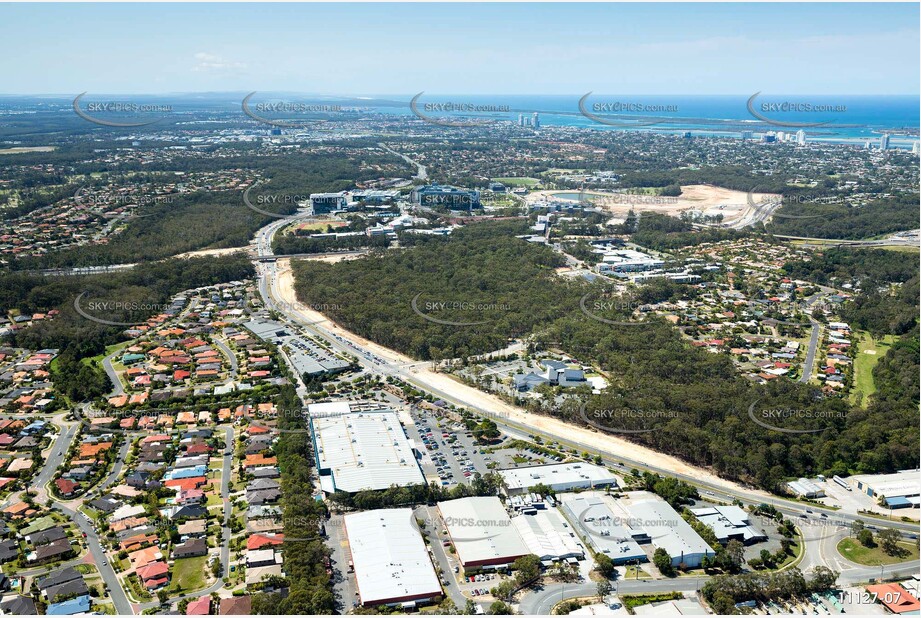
xmin=192 ymin=52 xmax=247 ymax=73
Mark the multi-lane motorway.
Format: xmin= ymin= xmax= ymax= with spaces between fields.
xmin=250 ymin=214 xmax=919 ymax=609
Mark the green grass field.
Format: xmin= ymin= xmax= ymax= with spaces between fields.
xmin=851 ymin=331 xmax=896 ymax=406
xmin=837 ymin=538 xmax=919 ymax=566
xmin=168 ymin=556 xmax=208 ymax=593
xmin=491 ymin=177 xmax=541 ymax=188
xmin=293 ymin=220 xmax=348 ymax=232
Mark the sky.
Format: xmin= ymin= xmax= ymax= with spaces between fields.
xmin=1 ymin=3 xmax=918 ymax=95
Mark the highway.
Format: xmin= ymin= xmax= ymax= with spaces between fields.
xmin=251 ymin=220 xmax=921 ymax=536
xmin=250 ymin=217 xmax=920 ymax=610
xmin=380 ymin=143 xmax=427 ymax=180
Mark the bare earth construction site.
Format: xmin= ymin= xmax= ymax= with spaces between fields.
xmin=527 ymin=184 xmax=780 ymax=228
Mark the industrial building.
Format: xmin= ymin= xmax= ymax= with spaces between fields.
xmin=437 ymin=496 xmax=529 ymax=569
xmin=629 ymin=498 xmax=715 ymax=568
xmin=310 ymin=410 xmax=425 ymax=494
xmin=500 ymin=463 xmax=619 ymax=496
xmin=786 ymin=478 xmax=826 ymax=499
xmin=689 ymin=505 xmax=767 ymax=545
xmin=852 ymin=470 xmax=921 ymax=509
xmin=511 ymin=509 xmax=584 ymax=564
xmin=561 ymin=495 xmax=647 ymax=565
xmin=343 ymin=509 xmax=442 ymax=607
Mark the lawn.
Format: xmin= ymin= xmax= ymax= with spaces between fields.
xmin=850 ymin=331 xmax=896 ymax=406
xmin=491 ymin=177 xmax=541 ymax=188
xmin=80 ymin=506 xmax=102 ymax=522
xmin=624 ymin=565 xmax=650 ymax=579
xmin=837 ymin=538 xmax=919 ymax=566
xmin=293 ymin=220 xmax=348 ymax=232
xmin=168 ymin=556 xmax=208 ymax=593
xmin=206 ymin=493 xmax=224 ymax=507
xmin=81 ymin=341 xmax=130 ymax=369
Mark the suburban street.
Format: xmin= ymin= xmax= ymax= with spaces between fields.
xmin=214 ymin=337 xmax=239 ymax=379
xmin=52 ymin=501 xmax=134 ymax=615
xmin=798 ymin=286 xmax=836 ymax=384
xmin=102 ymin=350 xmax=125 ymax=396
xmin=136 ymin=425 xmax=235 ymax=611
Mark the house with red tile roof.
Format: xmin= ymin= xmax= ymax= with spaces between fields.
xmin=186 ymin=598 xmax=210 ymax=615
xmin=220 ymin=596 xmax=251 ymax=615
xmin=54 ymin=478 xmax=79 ymax=497
xmin=247 ymin=533 xmax=284 ymax=551
xmin=865 ymin=583 xmax=920 ymax=614
xmin=137 ymin=560 xmax=169 ymax=590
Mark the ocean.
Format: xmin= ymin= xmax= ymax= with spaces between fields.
xmin=365 ymin=94 xmax=920 ymax=148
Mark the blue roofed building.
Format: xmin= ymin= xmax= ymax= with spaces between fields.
xmin=47 ymin=595 xmax=90 ymax=615
xmin=163 ymin=465 xmax=208 ymax=480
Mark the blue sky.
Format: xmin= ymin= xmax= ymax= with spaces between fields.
xmin=1 ymin=3 xmax=918 ymax=95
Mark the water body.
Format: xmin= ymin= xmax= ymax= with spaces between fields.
xmin=375 ymin=94 xmax=921 ymax=148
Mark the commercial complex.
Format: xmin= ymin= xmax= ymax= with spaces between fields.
xmin=561 ymin=495 xmax=647 ymax=565
xmin=500 ymin=463 xmax=618 ymax=495
xmin=242 ymin=319 xmax=350 ymax=376
xmin=629 ymin=498 xmax=715 ymax=568
xmin=594 ymin=249 xmax=665 ymax=276
xmin=310 ymin=410 xmax=425 ymax=493
xmin=510 ymin=509 xmax=584 ymax=563
xmin=689 ymin=505 xmax=767 ymax=545
xmin=786 ymin=478 xmax=826 ymax=499
xmin=437 ymin=496 xmax=529 ymax=569
xmin=411 ymin=184 xmax=480 ymax=210
xmin=310 ymin=192 xmax=348 ymax=213
xmin=851 ymin=470 xmax=921 ymax=509
xmin=343 ymin=509 xmax=442 ymax=607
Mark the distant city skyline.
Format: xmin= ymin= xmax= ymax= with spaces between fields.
xmin=0 ymin=3 xmax=918 ymax=95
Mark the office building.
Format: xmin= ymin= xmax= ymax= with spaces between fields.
xmin=511 ymin=509 xmax=584 ymax=563
xmin=561 ymin=495 xmax=648 ymax=565
xmin=786 ymin=477 xmax=826 ymax=499
xmin=411 ymin=184 xmax=480 ymax=210
xmin=310 ymin=192 xmax=347 ymax=214
xmin=628 ymin=498 xmax=715 ymax=568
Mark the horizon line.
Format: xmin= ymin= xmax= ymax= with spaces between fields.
xmin=1 ymin=92 xmax=920 ymax=98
